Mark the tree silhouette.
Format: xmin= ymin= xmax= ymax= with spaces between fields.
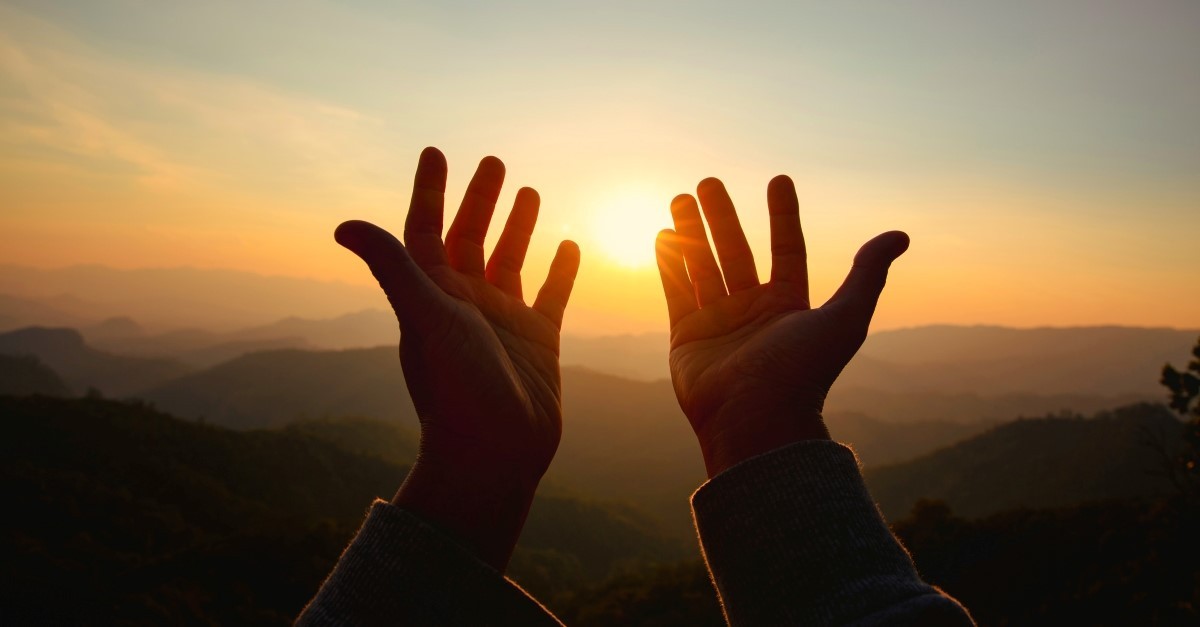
xmin=1160 ymin=337 xmax=1200 ymax=493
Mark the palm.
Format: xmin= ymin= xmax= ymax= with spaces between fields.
xmin=671 ymin=284 xmax=857 ymax=434
xmin=656 ymin=175 xmax=907 ymax=474
xmin=402 ymin=268 xmax=564 ymax=466
xmin=336 ymin=148 xmax=579 ymax=478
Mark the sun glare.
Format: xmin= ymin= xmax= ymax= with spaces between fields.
xmin=588 ymin=187 xmax=672 ymax=269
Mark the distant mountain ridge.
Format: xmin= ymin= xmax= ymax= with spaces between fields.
xmin=0 ymin=264 xmax=381 ymax=330
xmin=0 ymin=327 xmax=189 ymax=396
xmin=143 ymin=347 xmax=411 ymax=429
xmin=3 ymin=269 xmax=1193 ymax=402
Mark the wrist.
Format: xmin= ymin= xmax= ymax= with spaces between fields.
xmin=696 ymin=409 xmax=830 ymax=478
xmin=392 ymin=453 xmax=542 ymax=572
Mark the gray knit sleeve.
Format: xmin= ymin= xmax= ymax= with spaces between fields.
xmin=296 ymin=500 xmax=562 ymax=627
xmin=690 ymin=440 xmax=974 ymax=626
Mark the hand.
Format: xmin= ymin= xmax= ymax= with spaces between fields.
xmin=655 ymin=176 xmax=908 ymax=478
xmin=335 ymin=147 xmax=580 ymax=570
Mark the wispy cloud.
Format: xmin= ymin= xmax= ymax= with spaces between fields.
xmin=0 ymin=4 xmax=401 ymax=208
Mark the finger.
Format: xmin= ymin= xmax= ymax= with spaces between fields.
xmin=767 ymin=175 xmax=809 ymax=304
xmin=485 ymin=187 xmax=540 ymax=300
xmin=402 ymin=147 xmax=450 ymax=269
xmin=533 ymin=240 xmax=581 ymax=329
xmin=446 ymin=155 xmax=505 ymax=275
xmin=335 ymin=220 xmax=441 ymax=330
xmin=826 ymin=231 xmax=910 ymax=325
xmin=696 ymin=177 xmax=759 ymax=292
xmin=670 ymin=194 xmax=726 ymax=306
xmin=656 ymin=229 xmax=698 ymax=327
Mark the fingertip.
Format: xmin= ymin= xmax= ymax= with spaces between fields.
xmin=334 ymin=220 xmax=369 ymax=250
xmin=557 ymin=239 xmax=581 ymax=264
xmin=873 ymin=230 xmax=910 ymax=260
xmin=767 ymin=174 xmax=794 ymax=191
xmin=418 ymin=147 xmax=448 ymax=173
xmin=656 ymin=230 xmax=685 ymax=267
xmin=856 ymin=230 xmax=911 ymax=266
xmin=766 ymin=175 xmax=799 ymax=215
xmin=415 ymin=147 xmax=448 ymax=189
xmin=670 ymin=194 xmax=695 ymax=213
xmin=516 ymin=186 xmax=540 ymax=204
xmin=479 ymin=155 xmax=506 ymax=174
xmin=889 ymin=231 xmax=911 ymax=257
xmin=697 ymin=177 xmax=724 ymax=195
xmin=549 ymin=239 xmax=578 ymax=273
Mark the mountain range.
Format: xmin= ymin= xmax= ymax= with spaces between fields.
xmin=0 ymin=264 xmax=381 ymax=331
xmin=0 ymin=327 xmax=190 ymax=396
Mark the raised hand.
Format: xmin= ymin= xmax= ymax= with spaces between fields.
xmin=335 ymin=147 xmax=580 ymax=570
xmin=655 ymin=176 xmax=908 ymax=478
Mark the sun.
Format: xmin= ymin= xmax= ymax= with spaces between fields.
xmin=588 ymin=187 xmax=672 ymax=269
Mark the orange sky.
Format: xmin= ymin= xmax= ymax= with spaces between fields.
xmin=2 ymin=2 xmax=1198 ymax=335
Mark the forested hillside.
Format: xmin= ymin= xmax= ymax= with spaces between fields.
xmin=0 ymin=396 xmax=686 ymax=625
xmin=865 ymin=403 xmax=1182 ymax=518
xmin=0 ymin=354 xmax=68 ymax=397
xmin=142 ymin=347 xmax=412 ymax=429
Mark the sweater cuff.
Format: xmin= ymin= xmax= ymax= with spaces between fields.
xmin=691 ymin=440 xmax=971 ymax=626
xmin=297 ymin=500 xmax=561 ymax=627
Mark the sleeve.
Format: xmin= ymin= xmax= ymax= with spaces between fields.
xmin=690 ymin=440 xmax=974 ymax=626
xmin=296 ymin=500 xmax=563 ymax=627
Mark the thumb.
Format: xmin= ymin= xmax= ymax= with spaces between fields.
xmin=827 ymin=230 xmax=909 ymax=323
xmin=335 ymin=219 xmax=440 ymax=329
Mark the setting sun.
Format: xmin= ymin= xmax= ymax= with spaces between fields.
xmin=587 ymin=187 xmax=673 ymax=269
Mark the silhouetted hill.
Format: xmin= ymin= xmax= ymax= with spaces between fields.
xmin=81 ymin=316 xmax=144 ymax=341
xmin=554 ymin=560 xmax=726 ymax=626
xmin=86 ymin=325 xmax=314 ymax=368
xmin=555 ymin=368 xmax=704 ymax=536
xmin=0 ymin=396 xmax=685 ymax=624
xmin=825 ymin=387 xmax=1148 ymax=424
xmin=142 ymin=353 xmax=705 ymax=536
xmin=828 ymin=412 xmax=994 ymax=466
xmin=282 ymin=416 xmax=420 ymax=465
xmin=143 ymin=347 xmax=413 ymax=429
xmin=553 ymin=325 xmax=1197 ymax=396
xmin=140 ymin=348 xmax=1006 ymax=539
xmin=554 ymin=495 xmax=1200 ymax=626
xmin=0 ymin=354 xmax=69 ymax=396
xmin=865 ymin=403 xmax=1184 ymax=519
xmin=560 ymin=333 xmax=670 ymax=381
xmin=555 ymin=325 xmax=1190 ymax=423
xmin=0 ymin=293 xmax=87 ymax=332
xmin=0 ymin=264 xmax=382 ymax=330
xmin=893 ymin=498 xmax=1199 ymax=626
xmin=228 ymin=309 xmax=398 ymax=349
xmin=0 ymin=327 xmax=190 ymax=396
xmin=843 ymin=325 xmax=1198 ymax=398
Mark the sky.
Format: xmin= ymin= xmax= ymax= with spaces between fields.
xmin=1 ymin=0 xmax=1198 ymax=335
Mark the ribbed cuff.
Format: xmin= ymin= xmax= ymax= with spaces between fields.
xmin=297 ymin=500 xmax=561 ymax=627
xmin=692 ymin=440 xmax=972 ymax=626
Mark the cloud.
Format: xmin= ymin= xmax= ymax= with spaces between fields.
xmin=0 ymin=4 xmax=403 ymax=208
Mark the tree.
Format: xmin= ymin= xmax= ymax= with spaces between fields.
xmin=1160 ymin=337 xmax=1200 ymax=493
